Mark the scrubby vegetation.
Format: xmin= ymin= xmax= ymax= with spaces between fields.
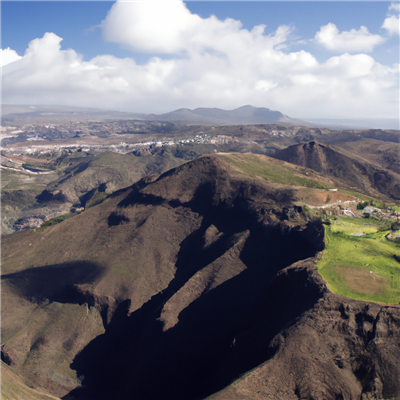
xmin=318 ymin=216 xmax=400 ymax=304
xmin=36 ymin=213 xmax=77 ymax=231
xmin=356 ymin=199 xmax=392 ymax=211
xmin=22 ymin=162 xmax=56 ymax=172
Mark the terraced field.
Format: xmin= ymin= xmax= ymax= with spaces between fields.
xmin=318 ymin=216 xmax=400 ymax=304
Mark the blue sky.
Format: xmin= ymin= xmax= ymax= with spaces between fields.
xmin=1 ymin=1 xmax=399 ymax=120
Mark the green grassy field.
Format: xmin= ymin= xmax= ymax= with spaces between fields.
xmin=338 ymin=189 xmax=377 ymax=202
xmin=318 ymin=216 xmax=400 ymax=304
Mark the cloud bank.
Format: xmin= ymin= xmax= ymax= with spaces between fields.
xmin=314 ymin=23 xmax=385 ymax=53
xmin=2 ymin=1 xmax=399 ymax=120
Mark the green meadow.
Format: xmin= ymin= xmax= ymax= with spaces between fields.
xmin=318 ymin=216 xmax=400 ymax=304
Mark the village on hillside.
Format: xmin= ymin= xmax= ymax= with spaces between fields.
xmin=304 ymin=189 xmax=400 ymax=221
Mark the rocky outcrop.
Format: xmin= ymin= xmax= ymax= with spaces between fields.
xmin=208 ymin=263 xmax=400 ymax=400
xmin=13 ymin=216 xmax=46 ymax=231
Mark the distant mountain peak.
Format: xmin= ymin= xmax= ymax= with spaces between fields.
xmin=155 ymin=105 xmax=304 ymax=125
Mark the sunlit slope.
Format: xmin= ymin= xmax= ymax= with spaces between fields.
xmin=1 ymin=362 xmax=61 ymax=400
xmin=334 ymin=138 xmax=400 ymax=175
xmin=273 ymin=141 xmax=400 ymax=201
xmin=222 ymin=153 xmax=333 ymax=189
xmin=45 ymin=150 xmax=186 ymax=204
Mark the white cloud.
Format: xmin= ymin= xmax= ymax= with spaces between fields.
xmin=101 ymin=1 xmax=292 ymax=56
xmin=2 ymin=1 xmax=399 ymax=120
xmin=1 ymin=47 xmax=22 ymax=67
xmin=382 ymin=15 xmax=400 ymax=35
xmin=102 ymin=1 xmax=200 ymax=54
xmin=314 ymin=23 xmax=385 ymax=53
xmin=382 ymin=3 xmax=400 ymax=36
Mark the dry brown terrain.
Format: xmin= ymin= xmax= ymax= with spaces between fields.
xmin=1 ymin=362 xmax=61 ymax=400
xmin=1 ymin=154 xmax=400 ymax=400
xmin=273 ymin=141 xmax=400 ymax=201
xmin=296 ymin=188 xmax=358 ymax=206
xmin=334 ymin=139 xmax=400 ymax=175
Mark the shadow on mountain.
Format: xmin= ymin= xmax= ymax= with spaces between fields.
xmin=66 ymin=214 xmax=324 ymax=400
xmin=36 ymin=189 xmax=70 ymax=204
xmin=1 ymin=261 xmax=105 ymax=306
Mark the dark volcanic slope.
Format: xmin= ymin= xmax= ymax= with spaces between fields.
xmin=2 ymin=154 xmax=400 ymax=400
xmin=209 ymin=288 xmax=400 ymax=400
xmin=272 ymin=141 xmax=400 ymax=200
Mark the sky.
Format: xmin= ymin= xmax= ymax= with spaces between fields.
xmin=1 ymin=1 xmax=399 ymax=121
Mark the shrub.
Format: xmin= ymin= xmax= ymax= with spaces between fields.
xmin=326 ymin=194 xmax=332 ymax=203
xmin=391 ymin=221 xmax=400 ymax=231
xmin=270 ymin=188 xmax=296 ymax=204
xmin=357 ymin=201 xmax=369 ymax=210
xmin=36 ymin=213 xmax=76 ymax=231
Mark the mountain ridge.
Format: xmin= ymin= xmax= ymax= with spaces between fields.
xmin=3 ymin=104 xmax=399 ymax=129
xmin=272 ymin=140 xmax=400 ymax=201
xmin=2 ymin=104 xmax=308 ymax=126
xmin=148 ymin=105 xmax=307 ymax=125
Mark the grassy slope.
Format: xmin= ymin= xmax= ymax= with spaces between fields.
xmin=223 ymin=153 xmax=330 ymax=189
xmin=338 ymin=189 xmax=400 ymax=210
xmin=318 ymin=216 xmax=400 ymax=304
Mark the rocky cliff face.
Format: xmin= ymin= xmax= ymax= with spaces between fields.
xmin=209 ymin=261 xmax=400 ymax=400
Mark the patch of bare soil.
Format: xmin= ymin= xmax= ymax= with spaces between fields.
xmin=296 ymin=188 xmax=358 ymax=207
xmin=335 ymin=264 xmax=389 ymax=295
